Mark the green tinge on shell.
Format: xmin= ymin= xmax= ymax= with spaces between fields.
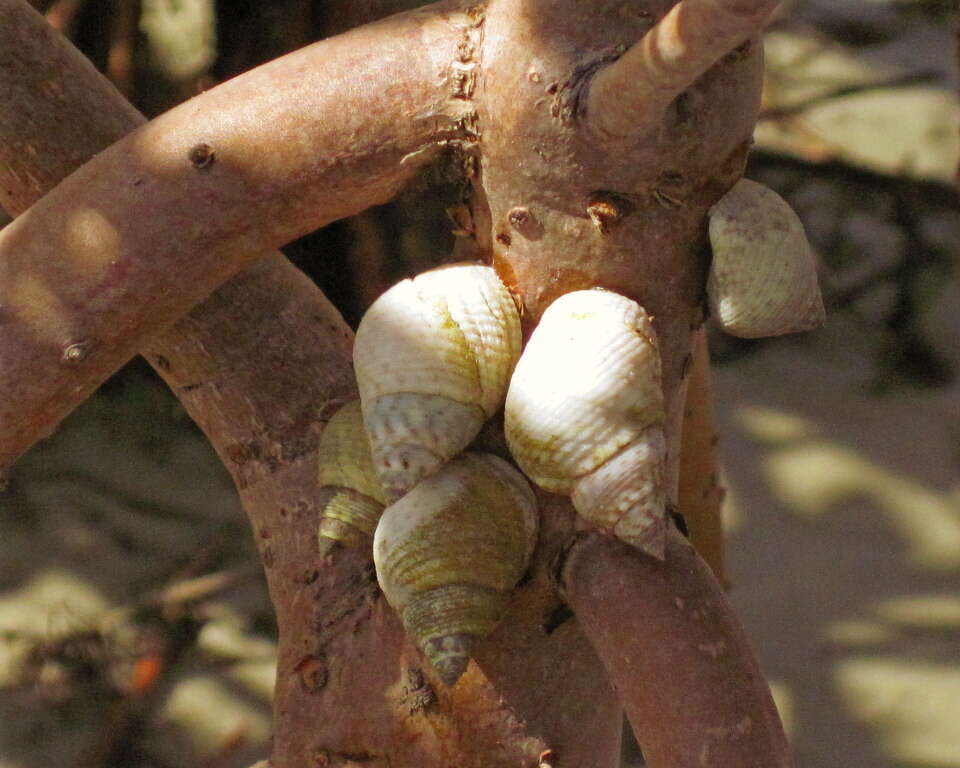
xmin=317 ymin=401 xmax=386 ymax=552
xmin=504 ymin=289 xmax=667 ymax=556
xmin=373 ymin=453 xmax=537 ymax=686
xmin=318 ymin=489 xmax=384 ymax=550
xmin=708 ymin=178 xmax=826 ymax=339
xmin=354 ymin=264 xmax=521 ymax=499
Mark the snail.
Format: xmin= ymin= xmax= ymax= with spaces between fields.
xmin=354 ymin=263 xmax=521 ymax=501
xmin=708 ymin=178 xmax=826 ymax=338
xmin=317 ymin=400 xmax=387 ymax=553
xmin=373 ymin=451 xmax=538 ymax=686
xmin=504 ymin=289 xmax=667 ymax=558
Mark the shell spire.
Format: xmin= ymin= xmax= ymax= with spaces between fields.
xmin=708 ymin=178 xmax=826 ymax=338
xmin=317 ymin=400 xmax=387 ymax=553
xmin=354 ymin=263 xmax=521 ymax=501
xmin=505 ymin=290 xmax=667 ymax=557
xmin=373 ymin=452 xmax=538 ymax=686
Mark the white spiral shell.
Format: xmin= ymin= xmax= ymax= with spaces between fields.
xmin=354 ymin=263 xmax=521 ymax=501
xmin=708 ymin=178 xmax=826 ymax=338
xmin=373 ymin=452 xmax=538 ymax=686
xmin=505 ymin=289 xmax=667 ymax=557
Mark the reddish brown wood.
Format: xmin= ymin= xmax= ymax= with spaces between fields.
xmin=563 ymin=529 xmax=792 ymax=767
xmin=678 ymin=328 xmax=726 ymax=581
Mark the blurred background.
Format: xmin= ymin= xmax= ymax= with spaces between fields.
xmin=0 ymin=1 xmax=957 ymax=766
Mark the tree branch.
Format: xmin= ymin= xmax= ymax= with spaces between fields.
xmin=562 ymin=528 xmax=791 ymax=768
xmin=586 ymin=0 xmax=779 ymax=140
xmin=0 ymin=0 xmax=469 ymax=468
xmin=678 ymin=328 xmax=726 ymax=582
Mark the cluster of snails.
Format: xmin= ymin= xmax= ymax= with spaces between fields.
xmin=315 ymin=179 xmax=824 ymax=686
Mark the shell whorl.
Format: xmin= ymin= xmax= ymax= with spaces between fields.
xmin=373 ymin=452 xmax=538 ymax=686
xmin=505 ymin=289 xmax=667 ymax=557
xmin=317 ymin=400 xmax=387 ymax=552
xmin=354 ymin=263 xmax=521 ymax=501
xmin=708 ymin=178 xmax=826 ymax=338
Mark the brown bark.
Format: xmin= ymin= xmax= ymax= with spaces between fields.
xmin=0 ymin=0 xmax=466 ymax=468
xmin=0 ymin=0 xmax=789 ymax=765
xmin=562 ymin=528 xmax=792 ymax=767
xmin=678 ymin=328 xmax=726 ymax=581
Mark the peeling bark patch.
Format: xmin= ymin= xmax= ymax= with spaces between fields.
xmin=61 ymin=340 xmax=93 ymax=364
xmin=295 ymin=654 xmax=329 ymax=692
xmin=496 ymin=232 xmax=512 ymax=246
xmin=188 ymin=142 xmax=215 ymax=170
xmin=586 ymin=191 xmax=634 ymax=233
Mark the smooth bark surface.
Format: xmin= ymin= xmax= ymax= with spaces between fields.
xmin=678 ymin=329 xmax=726 ymax=581
xmin=563 ymin=529 xmax=792 ymax=766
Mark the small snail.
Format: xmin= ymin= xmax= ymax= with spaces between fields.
xmin=317 ymin=400 xmax=387 ymax=552
xmin=373 ymin=452 xmax=538 ymax=686
xmin=708 ymin=178 xmax=826 ymax=338
xmin=354 ymin=263 xmax=521 ymax=501
xmin=505 ymin=289 xmax=667 ymax=558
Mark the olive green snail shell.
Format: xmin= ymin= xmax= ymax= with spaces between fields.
xmin=317 ymin=400 xmax=387 ymax=553
xmin=373 ymin=452 xmax=538 ymax=687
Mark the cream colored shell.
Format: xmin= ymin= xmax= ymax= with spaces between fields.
xmin=708 ymin=178 xmax=826 ymax=338
xmin=317 ymin=400 xmax=387 ymax=552
xmin=373 ymin=452 xmax=537 ymax=687
xmin=505 ymin=289 xmax=667 ymax=557
xmin=354 ymin=263 xmax=521 ymax=501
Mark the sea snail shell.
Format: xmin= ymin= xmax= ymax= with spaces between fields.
xmin=354 ymin=263 xmax=521 ymax=501
xmin=708 ymin=178 xmax=826 ymax=338
xmin=373 ymin=452 xmax=538 ymax=687
xmin=317 ymin=400 xmax=387 ymax=552
xmin=505 ymin=289 xmax=667 ymax=558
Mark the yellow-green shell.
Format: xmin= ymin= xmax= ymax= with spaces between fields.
xmin=373 ymin=452 xmax=537 ymax=686
xmin=317 ymin=400 xmax=387 ymax=551
xmin=708 ymin=178 xmax=826 ymax=338
xmin=354 ymin=263 xmax=522 ymax=500
xmin=504 ymin=290 xmax=667 ymax=557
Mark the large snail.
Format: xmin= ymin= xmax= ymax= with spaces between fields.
xmin=316 ymin=400 xmax=387 ymax=553
xmin=708 ymin=178 xmax=825 ymax=338
xmin=353 ymin=263 xmax=522 ymax=501
xmin=504 ymin=289 xmax=667 ymax=558
xmin=373 ymin=452 xmax=538 ymax=686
